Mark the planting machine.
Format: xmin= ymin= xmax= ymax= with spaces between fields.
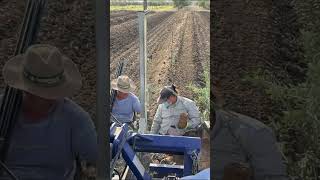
xmin=110 ymin=116 xmax=201 ymax=180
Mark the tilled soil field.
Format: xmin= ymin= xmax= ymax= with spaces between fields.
xmin=110 ymin=8 xmax=210 ymax=169
xmin=111 ymin=9 xmax=209 ymax=119
xmin=1 ymin=0 xmax=98 ymax=118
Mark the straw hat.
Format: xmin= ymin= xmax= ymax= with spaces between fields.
xmin=111 ymin=75 xmax=136 ymax=93
xmin=2 ymin=44 xmax=82 ymax=99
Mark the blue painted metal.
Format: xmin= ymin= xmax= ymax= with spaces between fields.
xmin=127 ymin=133 xmax=201 ymax=155
xmin=149 ymin=163 xmax=184 ymax=178
xmin=121 ymin=143 xmax=152 ymax=180
xmin=110 ymin=122 xmax=201 ymax=179
xmin=183 ymin=150 xmax=195 ymax=176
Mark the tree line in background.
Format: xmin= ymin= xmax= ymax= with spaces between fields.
xmin=110 ymin=0 xmax=173 ymax=6
xmin=110 ymin=0 xmax=210 ymax=9
xmin=198 ymin=0 xmax=210 ymax=9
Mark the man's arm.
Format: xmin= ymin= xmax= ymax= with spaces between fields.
xmin=185 ymin=101 xmax=201 ymax=128
xmin=150 ymin=106 xmax=162 ymax=134
xmin=133 ymin=96 xmax=142 ymax=113
xmin=71 ymin=111 xmax=98 ymax=178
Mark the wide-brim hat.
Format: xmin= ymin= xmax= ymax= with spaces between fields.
xmin=2 ymin=44 xmax=82 ymax=99
xmin=111 ymin=75 xmax=136 ymax=93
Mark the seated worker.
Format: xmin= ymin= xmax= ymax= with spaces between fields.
xmin=150 ymin=85 xmax=201 ymax=136
xmin=0 ymin=44 xmax=98 ymax=179
xmin=111 ymin=75 xmax=141 ymax=124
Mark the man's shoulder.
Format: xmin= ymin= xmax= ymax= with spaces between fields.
xmin=179 ymin=96 xmax=196 ymax=106
xmin=61 ymin=98 xmax=90 ymax=118
xmin=179 ymin=96 xmax=192 ymax=102
xmin=216 ymin=109 xmax=270 ymax=131
xmin=128 ymin=93 xmax=139 ymax=101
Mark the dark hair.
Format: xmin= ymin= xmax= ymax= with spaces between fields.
xmin=170 ymin=84 xmax=178 ymax=94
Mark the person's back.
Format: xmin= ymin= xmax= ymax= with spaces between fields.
xmin=1 ymin=98 xmax=97 ymax=180
xmin=212 ymin=109 xmax=287 ymax=180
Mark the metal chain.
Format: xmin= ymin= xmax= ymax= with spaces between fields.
xmin=190 ymin=150 xmax=199 ymax=175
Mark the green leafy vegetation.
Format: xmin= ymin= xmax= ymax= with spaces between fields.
xmin=172 ymin=0 xmax=191 ymax=9
xmin=188 ymin=68 xmax=210 ymax=122
xmin=110 ymin=5 xmax=174 ymax=11
xmin=244 ymin=1 xmax=320 ymax=179
xmin=197 ymin=0 xmax=209 ymax=9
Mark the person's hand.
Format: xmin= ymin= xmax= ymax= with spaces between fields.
xmin=133 ymin=120 xmax=138 ymax=129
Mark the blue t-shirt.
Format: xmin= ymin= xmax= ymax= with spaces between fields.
xmin=0 ymin=98 xmax=98 ymax=180
xmin=112 ymin=93 xmax=141 ymax=123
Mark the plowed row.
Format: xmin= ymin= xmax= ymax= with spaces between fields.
xmin=110 ymin=8 xmax=210 ymax=169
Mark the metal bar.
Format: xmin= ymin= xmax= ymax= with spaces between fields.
xmin=110 ymin=61 xmax=125 ymax=109
xmin=138 ymin=11 xmax=148 ymax=134
xmin=128 ymin=134 xmax=201 ymax=154
xmin=110 ymin=124 xmax=128 ymax=174
xmin=149 ymin=163 xmax=184 ymax=178
xmin=143 ymin=0 xmax=147 ymax=10
xmin=0 ymin=1 xmax=46 ymax=177
xmin=15 ymin=0 xmax=33 ymax=54
xmin=1 ymin=0 xmax=34 ymax=132
xmin=0 ymin=0 xmax=33 ymax=132
xmin=95 ymin=0 xmax=109 ymax=178
xmin=121 ymin=143 xmax=152 ymax=180
xmin=4 ymin=0 xmax=40 ymax=135
xmin=0 ymin=0 xmax=44 ymax=151
xmin=0 ymin=161 xmax=19 ymax=180
xmin=183 ymin=150 xmax=194 ymax=176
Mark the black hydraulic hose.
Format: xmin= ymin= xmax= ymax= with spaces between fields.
xmin=0 ymin=0 xmax=33 ymax=135
xmin=120 ymin=166 xmax=128 ymax=180
xmin=15 ymin=0 xmax=33 ymax=54
xmin=113 ymin=169 xmax=122 ymax=180
xmin=0 ymin=0 xmax=32 ymax=132
xmin=0 ymin=161 xmax=18 ymax=180
xmin=0 ymin=0 xmax=47 ymax=179
xmin=0 ymin=0 xmax=34 ymax=137
xmin=110 ymin=61 xmax=125 ymax=108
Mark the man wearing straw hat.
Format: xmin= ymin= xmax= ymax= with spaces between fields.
xmin=0 ymin=44 xmax=97 ymax=179
xmin=111 ymin=75 xmax=141 ymax=124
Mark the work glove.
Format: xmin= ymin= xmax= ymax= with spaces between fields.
xmin=177 ymin=112 xmax=189 ymax=129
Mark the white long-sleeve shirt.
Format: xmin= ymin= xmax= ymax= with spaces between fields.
xmin=150 ymin=96 xmax=201 ymax=135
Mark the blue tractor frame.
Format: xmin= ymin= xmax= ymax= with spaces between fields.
xmin=110 ymin=123 xmax=201 ymax=179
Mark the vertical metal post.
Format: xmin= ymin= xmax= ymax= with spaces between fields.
xmin=95 ymin=0 xmax=109 ymax=179
xmin=143 ymin=0 xmax=147 ymax=10
xmin=138 ymin=11 xmax=148 ymax=134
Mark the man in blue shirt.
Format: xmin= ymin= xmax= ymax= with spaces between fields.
xmin=111 ymin=75 xmax=141 ymax=124
xmin=0 ymin=44 xmax=98 ymax=179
